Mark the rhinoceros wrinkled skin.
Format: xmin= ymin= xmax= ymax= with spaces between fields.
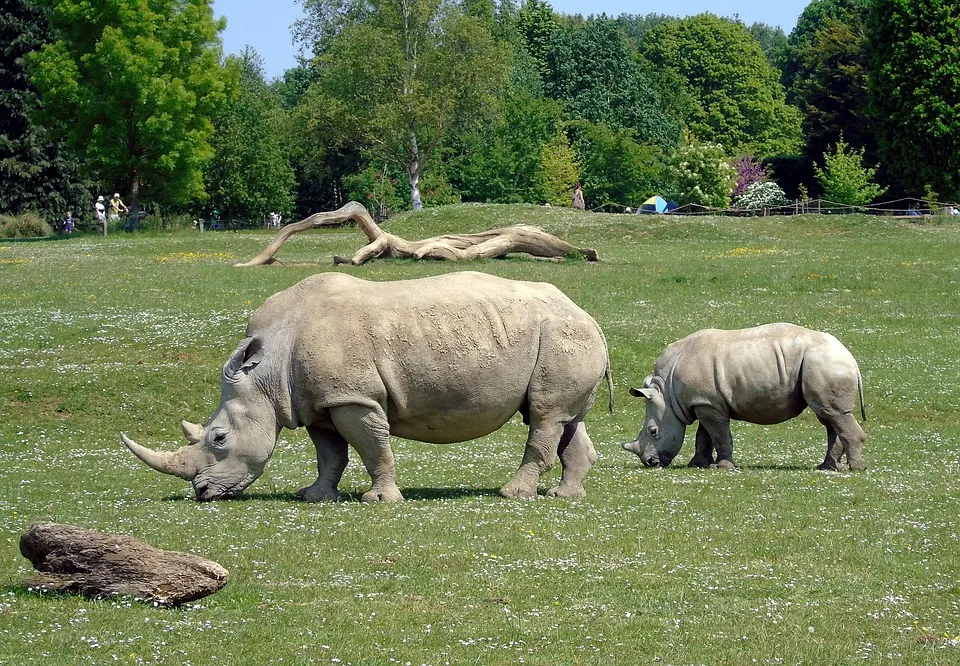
xmin=122 ymin=271 xmax=613 ymax=502
xmin=622 ymin=323 xmax=866 ymax=471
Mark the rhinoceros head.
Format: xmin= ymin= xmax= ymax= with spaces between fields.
xmin=622 ymin=374 xmax=685 ymax=467
xmin=122 ymin=337 xmax=280 ymax=501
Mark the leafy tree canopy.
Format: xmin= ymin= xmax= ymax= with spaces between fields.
xmin=204 ymin=48 xmax=296 ymax=222
xmin=28 ymin=0 xmax=231 ymax=208
xmin=0 ymin=0 xmax=88 ymax=221
xmin=641 ymin=14 xmax=802 ymax=158
xmin=866 ymin=0 xmax=960 ymax=199
xmin=545 ymin=17 xmax=681 ymax=150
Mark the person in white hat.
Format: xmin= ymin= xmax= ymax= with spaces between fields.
xmin=94 ymin=195 xmax=106 ymax=235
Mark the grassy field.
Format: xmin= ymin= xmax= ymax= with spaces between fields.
xmin=1 ymin=205 xmax=958 ymax=665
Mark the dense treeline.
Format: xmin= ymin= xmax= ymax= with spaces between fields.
xmin=2 ymin=0 xmax=958 ymax=226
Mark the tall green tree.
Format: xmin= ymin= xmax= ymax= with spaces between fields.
xmin=452 ymin=90 xmax=566 ymax=203
xmin=308 ymin=0 xmax=510 ymax=210
xmin=545 ymin=17 xmax=681 ymax=150
xmin=0 ymin=0 xmax=88 ymax=221
xmin=28 ymin=0 xmax=230 ymax=213
xmin=781 ymin=0 xmax=868 ymax=99
xmin=515 ymin=0 xmax=559 ymax=81
xmin=642 ymin=14 xmax=802 ymax=158
xmin=204 ymin=48 xmax=296 ymax=222
xmin=867 ymin=0 xmax=960 ymax=199
xmin=793 ymin=17 xmax=874 ymax=169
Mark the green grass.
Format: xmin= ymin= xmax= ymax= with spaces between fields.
xmin=1 ymin=206 xmax=959 ymax=664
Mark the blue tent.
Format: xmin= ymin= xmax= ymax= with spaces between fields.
xmin=639 ymin=195 xmax=667 ymax=214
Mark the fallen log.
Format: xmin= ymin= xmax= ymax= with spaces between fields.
xmin=234 ymin=201 xmax=599 ymax=267
xmin=19 ymin=522 xmax=229 ymax=606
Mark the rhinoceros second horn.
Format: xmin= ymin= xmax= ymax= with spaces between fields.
xmin=121 ymin=433 xmax=198 ymax=480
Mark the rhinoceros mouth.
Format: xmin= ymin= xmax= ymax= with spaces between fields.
xmin=193 ymin=474 xmax=255 ymax=502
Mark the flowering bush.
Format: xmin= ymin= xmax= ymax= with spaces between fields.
xmin=663 ymin=139 xmax=737 ymax=208
xmin=734 ymin=181 xmax=790 ymax=210
xmin=730 ymin=155 xmax=768 ymax=199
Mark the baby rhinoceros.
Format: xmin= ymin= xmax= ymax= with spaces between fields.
xmin=622 ymin=323 xmax=866 ymax=471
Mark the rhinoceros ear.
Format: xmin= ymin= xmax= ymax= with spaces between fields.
xmin=629 ymin=387 xmax=656 ymax=400
xmin=224 ymin=337 xmax=264 ymax=380
xmin=630 ymin=375 xmax=657 ymax=400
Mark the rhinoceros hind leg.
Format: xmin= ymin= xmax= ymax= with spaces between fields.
xmin=546 ymin=421 xmax=595 ymax=499
xmin=330 ymin=405 xmax=404 ymax=502
xmin=688 ymin=424 xmax=715 ymax=468
xmin=501 ymin=422 xmax=564 ymax=499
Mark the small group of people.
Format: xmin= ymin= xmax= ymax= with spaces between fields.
xmin=93 ymin=193 xmax=129 ymax=235
xmin=268 ymin=211 xmax=283 ymax=228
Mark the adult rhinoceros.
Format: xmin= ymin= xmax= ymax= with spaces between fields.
xmin=122 ymin=271 xmax=613 ymax=502
xmin=622 ymin=323 xmax=866 ymax=471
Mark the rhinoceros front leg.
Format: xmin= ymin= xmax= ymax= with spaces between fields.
xmin=296 ymin=426 xmax=349 ymax=502
xmin=688 ymin=424 xmax=715 ymax=468
xmin=500 ymin=422 xmax=563 ymax=499
xmin=546 ymin=420 xmax=596 ymax=499
xmin=694 ymin=407 xmax=736 ymax=470
xmin=330 ymin=404 xmax=404 ymax=502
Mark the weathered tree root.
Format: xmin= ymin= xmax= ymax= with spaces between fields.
xmin=234 ymin=201 xmax=599 ymax=267
xmin=19 ymin=522 xmax=229 ymax=606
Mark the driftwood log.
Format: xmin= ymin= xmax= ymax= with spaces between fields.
xmin=19 ymin=522 xmax=229 ymax=606
xmin=234 ymin=201 xmax=599 ymax=267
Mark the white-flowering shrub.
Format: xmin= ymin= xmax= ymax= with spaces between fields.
xmin=734 ymin=181 xmax=789 ymax=210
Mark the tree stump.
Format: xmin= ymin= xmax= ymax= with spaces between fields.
xmin=19 ymin=522 xmax=229 ymax=606
xmin=234 ymin=201 xmax=599 ymax=267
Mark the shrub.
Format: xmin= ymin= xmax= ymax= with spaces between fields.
xmin=735 ymin=181 xmax=790 ymax=210
xmin=730 ymin=155 xmax=768 ymax=199
xmin=663 ymin=138 xmax=737 ymax=208
xmin=814 ymin=136 xmax=888 ymax=206
xmin=0 ymin=211 xmax=54 ymax=238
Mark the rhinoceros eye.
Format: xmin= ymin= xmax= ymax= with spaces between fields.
xmin=211 ymin=431 xmax=228 ymax=447
xmin=648 ymin=424 xmax=659 ymax=438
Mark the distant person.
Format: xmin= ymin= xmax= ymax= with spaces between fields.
xmin=946 ymin=205 xmax=960 ymax=216
xmin=94 ymin=195 xmax=106 ymax=235
xmin=268 ymin=211 xmax=282 ymax=229
xmin=572 ymin=182 xmax=585 ymax=211
xmin=109 ymin=193 xmax=129 ymax=221
xmin=63 ymin=211 xmax=74 ymax=233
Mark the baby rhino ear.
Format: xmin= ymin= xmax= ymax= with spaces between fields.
xmin=629 ymin=375 xmax=657 ymax=400
xmin=629 ymin=387 xmax=655 ymax=400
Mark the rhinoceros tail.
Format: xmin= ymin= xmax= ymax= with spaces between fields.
xmin=606 ymin=357 xmax=614 ymax=414
xmin=858 ymin=371 xmax=867 ymax=421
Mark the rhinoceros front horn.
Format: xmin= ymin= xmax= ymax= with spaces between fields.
xmin=121 ymin=433 xmax=199 ymax=481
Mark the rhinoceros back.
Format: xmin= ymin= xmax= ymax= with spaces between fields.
xmin=250 ymin=272 xmax=607 ymax=443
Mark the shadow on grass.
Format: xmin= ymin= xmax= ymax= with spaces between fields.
xmin=160 ymin=486 xmax=503 ymax=503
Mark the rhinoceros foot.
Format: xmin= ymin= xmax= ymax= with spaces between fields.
xmin=361 ymin=487 xmax=404 ymax=503
xmin=710 ymin=459 xmax=736 ymax=470
xmin=499 ymin=482 xmax=538 ymax=499
xmin=546 ymin=483 xmax=586 ymax=500
xmin=688 ymin=455 xmax=713 ymax=468
xmin=295 ymin=484 xmax=343 ymax=502
xmin=847 ymin=459 xmax=868 ymax=472
xmin=816 ymin=460 xmax=839 ymax=472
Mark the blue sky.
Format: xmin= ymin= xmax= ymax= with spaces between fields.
xmin=213 ymin=0 xmax=811 ymax=80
